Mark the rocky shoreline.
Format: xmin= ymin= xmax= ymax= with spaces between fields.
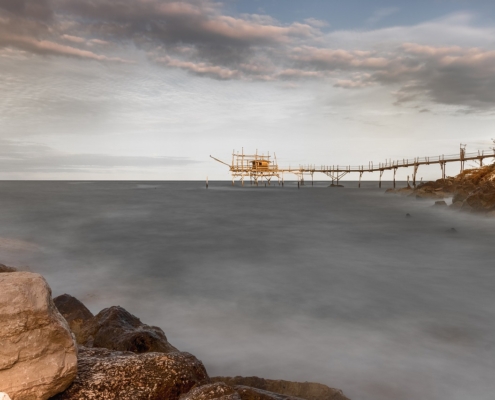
xmin=385 ymin=163 xmax=495 ymax=215
xmin=0 ymin=265 xmax=350 ymax=400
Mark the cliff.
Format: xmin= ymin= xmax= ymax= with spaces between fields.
xmin=389 ymin=162 xmax=495 ymax=215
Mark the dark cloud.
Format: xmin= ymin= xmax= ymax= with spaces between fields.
xmin=0 ymin=0 xmax=53 ymax=20
xmin=373 ymin=44 xmax=495 ymax=109
xmin=56 ymin=0 xmax=314 ymax=46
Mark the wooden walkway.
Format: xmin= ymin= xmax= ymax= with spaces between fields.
xmin=292 ymin=149 xmax=495 ymax=187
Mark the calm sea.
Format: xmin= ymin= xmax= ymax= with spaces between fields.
xmin=0 ymin=181 xmax=494 ymax=400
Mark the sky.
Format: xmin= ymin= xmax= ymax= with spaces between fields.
xmin=1 ymin=0 xmax=495 ymax=180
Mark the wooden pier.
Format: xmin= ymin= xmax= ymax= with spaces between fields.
xmin=211 ymin=146 xmax=495 ymax=187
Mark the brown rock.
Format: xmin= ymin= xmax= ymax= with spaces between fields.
xmin=233 ymin=386 xmax=305 ymax=400
xmin=452 ymin=189 xmax=471 ymax=203
xmin=52 ymin=346 xmax=209 ymax=400
xmin=180 ymin=382 xmax=241 ymax=400
xmin=434 ymin=200 xmax=447 ymax=207
xmin=54 ymin=294 xmax=94 ymax=343
xmin=464 ymin=181 xmax=495 ymax=212
xmin=78 ymin=305 xmax=178 ymax=353
xmin=449 ymin=201 xmax=463 ymax=210
xmin=414 ymin=190 xmax=446 ymax=200
xmin=396 ymin=187 xmax=413 ymax=195
xmin=0 ymin=272 xmax=77 ymax=400
xmin=211 ymin=377 xmax=350 ymax=400
xmin=0 ymin=264 xmax=17 ymax=273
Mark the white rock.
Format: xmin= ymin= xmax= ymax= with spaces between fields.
xmin=0 ymin=272 xmax=77 ymax=400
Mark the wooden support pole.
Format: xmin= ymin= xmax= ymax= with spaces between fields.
xmin=413 ymin=164 xmax=419 ymax=187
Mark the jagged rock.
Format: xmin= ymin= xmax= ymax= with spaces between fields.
xmin=464 ymin=181 xmax=495 ymax=212
xmin=452 ymin=189 xmax=472 ymax=203
xmin=53 ymin=294 xmax=94 ymax=343
xmin=0 ymin=272 xmax=77 ymax=400
xmin=211 ymin=377 xmax=350 ymax=400
xmin=434 ymin=200 xmax=447 ymax=207
xmin=52 ymin=346 xmax=209 ymax=400
xmin=449 ymin=201 xmax=463 ymax=210
xmin=180 ymin=382 xmax=241 ymax=400
xmin=233 ymin=386 xmax=306 ymax=400
xmin=0 ymin=264 xmax=17 ymax=273
xmin=78 ymin=305 xmax=178 ymax=353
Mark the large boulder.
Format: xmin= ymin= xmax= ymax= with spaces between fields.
xmin=53 ymin=294 xmax=94 ymax=343
xmin=0 ymin=272 xmax=78 ymax=400
xmin=52 ymin=346 xmax=209 ymax=400
xmin=212 ymin=377 xmax=349 ymax=400
xmin=78 ymin=305 xmax=178 ymax=353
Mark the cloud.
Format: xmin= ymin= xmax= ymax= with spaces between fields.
xmin=383 ymin=43 xmax=495 ymax=108
xmin=0 ymin=2 xmax=127 ymax=61
xmin=0 ymin=0 xmax=53 ymax=21
xmin=155 ymin=55 xmax=241 ymax=80
xmin=290 ymin=46 xmax=390 ymax=70
xmin=0 ymin=32 xmax=129 ymax=61
xmin=334 ymin=78 xmax=373 ymax=89
xmin=366 ymin=7 xmax=399 ymax=26
xmin=0 ymin=140 xmax=199 ymax=173
xmin=304 ymin=18 xmax=329 ymax=29
xmin=56 ymin=0 xmax=317 ymax=46
xmin=61 ymin=34 xmax=86 ymax=43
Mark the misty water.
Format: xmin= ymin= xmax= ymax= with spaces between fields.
xmin=0 ymin=181 xmax=494 ymax=400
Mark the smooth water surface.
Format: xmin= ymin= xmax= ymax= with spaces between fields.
xmin=0 ymin=181 xmax=494 ymax=400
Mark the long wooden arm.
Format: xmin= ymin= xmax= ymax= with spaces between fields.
xmin=210 ymin=155 xmax=231 ymax=167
